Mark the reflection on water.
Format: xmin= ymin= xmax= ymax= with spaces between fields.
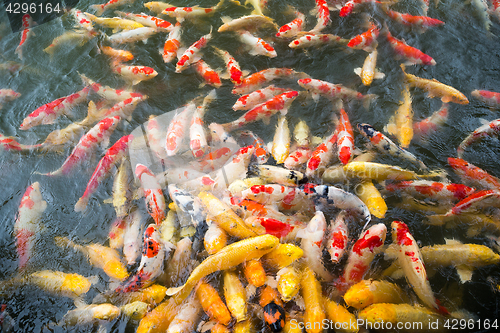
xmin=1 ymin=0 xmax=500 ymax=331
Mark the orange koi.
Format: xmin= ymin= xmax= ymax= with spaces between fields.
xmin=161 ymin=22 xmax=182 ymax=63
xmin=176 ymin=31 xmax=212 ymax=73
xmin=336 ymin=109 xmax=354 ymax=165
xmin=135 ymin=164 xmax=166 ymax=225
xmin=386 ymin=30 xmax=436 ymax=66
xmin=194 ymin=60 xmax=223 ymax=88
xmin=347 ymin=23 xmax=379 ymax=52
xmin=448 ymin=157 xmax=500 ymax=191
xmin=233 ymin=68 xmax=309 ymax=95
xmin=288 ymin=33 xmax=349 ymax=49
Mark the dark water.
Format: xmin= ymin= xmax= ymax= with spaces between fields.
xmin=1 ymin=0 xmax=500 ymax=332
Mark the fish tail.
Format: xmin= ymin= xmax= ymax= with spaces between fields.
xmin=90 ymin=5 xmax=105 ymax=16
xmin=54 ymin=236 xmax=77 ymax=249
xmin=425 ymin=214 xmax=446 ymax=226
xmin=421 ymin=168 xmax=447 ymax=180
xmin=74 ymin=197 xmax=88 ymax=212
xmin=165 ymin=284 xmax=184 ymax=296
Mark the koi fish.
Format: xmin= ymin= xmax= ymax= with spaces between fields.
xmin=391 ymin=221 xmax=449 ymax=314
xmin=204 ymin=221 xmax=228 ymax=254
xmin=472 ymin=0 xmax=492 ymax=32
xmin=111 ymin=64 xmax=158 ymax=86
xmin=276 ymin=9 xmax=305 ymax=38
xmin=471 ymin=89 xmax=500 ymax=108
xmin=385 ymin=82 xmax=414 ymax=148
xmin=323 ymin=297 xmax=359 ymax=333
xmin=54 ymin=236 xmax=129 ymax=281
xmin=401 ymin=64 xmax=468 ymax=104
xmin=385 ymin=10 xmax=445 ymax=32
xmin=326 ymin=212 xmax=348 ymax=264
xmin=344 ymin=279 xmax=409 ymax=310
xmin=115 ymin=11 xmax=173 ymax=32
xmin=347 ymin=23 xmax=379 ymax=52
xmin=116 ymin=224 xmax=165 ymax=293
xmin=44 ymin=30 xmax=97 ymax=56
xmin=222 ymin=91 xmax=299 ymax=131
xmin=288 ymin=33 xmax=349 ymax=49
xmin=167 ymin=293 xmax=202 ymax=333
xmin=194 ymin=60 xmax=223 ymax=88
xmin=277 ymin=264 xmax=301 ymax=301
xmin=14 ymin=182 xmax=47 ymax=271
xmin=161 ymin=22 xmax=182 ymax=63
xmin=232 ymin=68 xmax=309 ymax=95
xmin=71 ymin=9 xmax=94 ymax=32
xmin=60 ymin=303 xmax=121 ymax=326
xmin=168 ymin=184 xmax=206 ymax=228
xmin=15 ymin=14 xmax=35 ymax=60
xmin=448 ymin=157 xmax=500 ymax=190
xmin=309 ymin=0 xmax=331 ymax=34
xmin=237 ymin=30 xmax=277 ymax=58
xmin=293 ymin=120 xmax=311 ymax=148
xmin=0 ymin=89 xmax=21 ymax=110
xmin=253 ymin=164 xmax=305 ymax=186
xmin=100 ymin=45 xmax=134 ymax=62
xmin=336 ymin=109 xmax=354 ymax=165
xmin=91 ymin=0 xmax=134 ymax=16
xmin=241 ymin=184 xmax=312 ymax=212
xmin=165 ymin=235 xmax=279 ymax=303
xmin=144 ymin=1 xmax=172 ymax=14
xmin=209 ymin=122 xmax=237 ymax=145
xmin=80 ymin=74 xmax=147 ymax=102
xmin=235 ymin=130 xmax=270 ymax=164
xmin=357 ymin=180 xmax=388 ymax=218
xmin=84 ymin=12 xmax=145 ymax=31
xmin=112 ymin=159 xmax=133 ymax=220
xmin=190 ymin=90 xmax=216 ymax=157
xmin=445 ymin=189 xmax=500 ymax=216
xmin=75 ymin=134 xmax=133 ymax=212
xmin=166 ymin=103 xmax=195 ymax=156
xmin=338 ymin=223 xmax=387 ymax=291
xmin=20 ymin=86 xmax=91 ymax=130
xmin=223 ymin=271 xmax=247 ymax=322
xmin=213 ymin=47 xmax=245 ymax=85
xmin=145 ymin=115 xmax=167 ymax=161
xmin=41 ymin=116 xmax=120 ymax=177
xmin=161 ymin=0 xmax=227 ymax=22
xmin=301 ymin=266 xmax=326 ymax=333
xmin=284 ymin=147 xmax=312 ymax=170
xmin=218 ymin=14 xmax=278 ymax=33
xmin=0 ymin=133 xmax=41 ymax=152
xmin=386 ymin=31 xmax=436 ymax=66
xmin=354 ymin=49 xmax=385 ymax=86
xmin=176 ymin=31 xmax=212 ymax=73
xmin=358 ymin=123 xmax=426 ymax=169
xmin=272 ymin=115 xmax=291 ymax=164
xmin=135 ymin=164 xmax=166 ymax=225
xmin=385 ymin=180 xmax=475 ymax=202
xmin=108 ymin=27 xmax=159 ymax=44
xmin=197 ymin=280 xmax=232 ymax=325
xmin=211 ymin=145 xmax=256 ymax=193
xmin=457 ymin=119 xmax=500 ymax=157
xmin=305 ymin=132 xmax=337 ymax=177
xmin=413 ymin=103 xmax=449 ymax=142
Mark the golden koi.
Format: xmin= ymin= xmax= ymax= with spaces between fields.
xmin=385 ymin=82 xmax=413 ymax=148
xmin=354 ymin=49 xmax=385 ymax=86
xmin=272 ymin=115 xmax=291 ymax=164
xmin=343 ymin=279 xmax=409 ymax=310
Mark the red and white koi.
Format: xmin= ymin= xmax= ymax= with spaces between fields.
xmin=237 ymin=30 xmax=277 ymax=58
xmin=413 ymin=103 xmax=449 ymax=142
xmin=297 ymin=211 xmax=334 ymax=281
xmin=20 ymin=86 xmax=91 ymax=130
xmin=309 ymin=0 xmax=331 ymax=34
xmin=391 ymin=221 xmax=449 ymax=315
xmin=0 ymin=133 xmax=41 ymax=152
xmin=235 ymin=130 xmax=270 ymax=164
xmin=385 ymin=10 xmax=445 ymax=32
xmin=354 ymin=49 xmax=385 ymax=86
xmin=446 ymin=189 xmax=500 ymax=216
xmin=284 ymin=147 xmax=312 ymax=170
xmin=276 ymin=10 xmax=305 ymax=38
xmin=272 ymin=115 xmax=291 ymax=164
xmin=471 ymin=89 xmax=500 ymax=108
xmin=305 ymin=132 xmax=337 ymax=178
xmin=14 ymin=182 xmax=47 ymax=271
xmin=190 ymin=146 xmax=236 ymax=173
xmin=176 ymin=31 xmax=212 ymax=73
xmin=357 ymin=123 xmax=426 ymax=169
xmin=489 ymin=0 xmax=500 ymax=21
xmin=0 ymin=89 xmax=21 ymax=109
xmin=386 ymin=31 xmax=436 ymax=66
xmin=457 ymin=119 xmax=500 ymax=158
xmin=221 ymin=91 xmax=299 ymax=132
xmin=104 ymin=96 xmax=148 ymax=120
xmin=233 ymin=68 xmax=309 ymax=95
xmin=241 ymin=184 xmax=312 ymax=212
xmin=347 ymin=23 xmax=379 ymax=52
xmin=213 ymin=47 xmax=245 ymax=85
xmin=166 ymin=103 xmax=195 ymax=156
xmin=288 ymin=33 xmax=349 ymax=49
xmin=253 ymin=164 xmax=305 ymax=186
xmin=42 ymin=116 xmax=120 ymax=177
xmin=75 ymin=134 xmax=133 ymax=212
xmin=116 ymin=224 xmax=165 ymax=293
xmin=15 ymin=14 xmax=35 ymax=60
xmin=336 ymin=109 xmax=354 ymax=165
xmin=233 ymin=85 xmax=289 ymax=111
xmin=161 ymin=22 xmax=182 ymax=63
xmin=245 ymin=216 xmax=303 ymax=242
xmin=108 ymin=27 xmax=159 ymax=45
xmin=115 ymin=11 xmax=173 ymax=32
xmin=146 ymin=115 xmax=168 ymax=161
xmin=448 ymin=157 xmax=500 ymax=191
xmin=297 ymin=78 xmax=376 ymax=107
xmin=212 ymin=146 xmax=255 ymax=193
xmin=385 ymin=180 xmax=476 ymax=202
xmin=161 ymin=1 xmax=224 ymax=22
xmin=80 ymin=74 xmax=146 ymax=102
xmin=111 ymin=64 xmax=158 ymax=86
xmin=91 ymin=0 xmax=134 ymax=16
xmin=339 ymin=0 xmax=380 ymax=18
xmin=326 ymin=212 xmax=348 ymax=263
xmin=190 ymin=90 xmax=216 ymax=158
xmin=135 ymin=164 xmax=166 ymax=225
xmin=208 ymin=122 xmax=237 ymax=145
xmin=338 ymin=223 xmax=387 ymax=291
xmin=72 ymin=9 xmax=94 ymax=32
xmin=193 ymin=60 xmax=223 ymax=88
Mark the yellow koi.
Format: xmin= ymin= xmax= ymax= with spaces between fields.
xmin=343 ymin=279 xmax=409 ymax=310
xmin=121 ymin=301 xmax=150 ymax=320
xmin=385 ymin=82 xmax=413 ymax=148
xmin=85 ymin=12 xmax=145 ymax=32
xmin=356 ymin=180 xmax=387 ymax=218
xmin=223 ymin=270 xmax=248 ymax=322
xmin=262 ymin=243 xmax=304 ymax=271
xmin=323 ymin=297 xmax=359 ymax=333
xmin=136 ymin=298 xmax=180 ymax=333
xmin=300 ymin=266 xmax=325 ymax=333
xmin=277 ymin=263 xmax=301 ymax=302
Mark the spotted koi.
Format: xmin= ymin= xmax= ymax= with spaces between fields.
xmin=347 ymin=23 xmax=379 ymax=52
xmin=288 ymin=33 xmax=349 ymax=49
xmin=305 ymin=132 xmax=337 ymax=178
xmin=237 ymin=30 xmax=276 ymax=58
xmin=111 ymin=63 xmax=158 ymax=86
xmin=241 ymin=184 xmax=312 ymax=212
xmin=80 ymin=74 xmax=147 ymax=102
xmin=211 ymin=145 xmax=256 ymax=193
xmin=235 ymin=130 xmax=270 ymax=164
xmin=115 ymin=11 xmax=173 ymax=32
xmin=193 ymin=60 xmax=223 ymax=88
xmin=190 ymin=90 xmax=216 ymax=158
xmin=213 ymin=47 xmax=245 ymax=85
xmin=385 ymin=180 xmax=475 ymax=202
xmin=166 ymin=103 xmax=195 ymax=156
xmin=309 ymin=0 xmax=331 ymax=33
xmin=161 ymin=22 xmax=182 ymax=63
xmin=472 ymin=89 xmax=500 ymax=108
xmin=72 ymin=9 xmax=94 ymax=32
xmin=15 ymin=14 xmax=35 ymax=60
xmin=336 ymin=109 xmax=354 ymax=165
xmin=254 ymin=164 xmax=305 ymax=186
xmin=276 ymin=10 xmax=305 ymax=38
xmin=458 ymin=119 xmax=500 ymax=158
xmin=233 ymin=85 xmax=289 ymax=111
xmin=135 ymin=164 xmax=167 ymax=225
xmin=413 ymin=103 xmax=449 ymax=142
xmin=104 ymin=96 xmax=148 ymax=120
xmin=386 ymin=31 xmax=436 ymax=66
xmin=0 ymin=89 xmax=21 ymax=110
xmin=232 ymin=68 xmax=309 ymax=95
xmin=297 ymin=78 xmax=376 ymax=107
xmin=176 ymin=31 xmax=212 ymax=73
xmin=284 ymin=147 xmax=312 ymax=170
xmin=90 ymin=0 xmax=134 ymax=16
xmin=448 ymin=157 xmax=500 ymax=191
xmin=146 ymin=115 xmax=167 ymax=161
xmin=446 ymin=189 xmax=500 ymax=216
xmin=161 ymin=1 xmax=222 ymax=22
xmin=385 ymin=10 xmax=444 ymax=32
xmin=327 ymin=212 xmax=349 ymax=263
xmin=340 ymin=0 xmax=380 ymax=17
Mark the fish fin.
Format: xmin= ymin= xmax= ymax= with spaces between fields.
xmin=74 ymin=197 xmax=88 ymax=212
xmin=390 ymin=268 xmax=405 ymax=279
xmin=103 ymin=197 xmax=113 ymax=204
xmin=262 ymin=117 xmax=271 ymax=125
xmin=90 ymin=5 xmax=105 ymax=16
xmin=354 ymin=67 xmax=362 ymax=77
xmin=374 ymin=71 xmax=385 ymax=79
xmin=456 ymin=265 xmax=474 ymax=283
xmin=221 ymin=16 xmax=232 ymax=24
xmin=384 ymin=120 xmax=397 ymax=136
xmin=425 ymin=214 xmax=447 ymax=226
xmin=294 ymin=294 xmax=305 ymax=310
xmin=466 ymin=226 xmax=481 ymax=238
xmin=403 ymin=61 xmax=416 ymax=66
xmin=441 ymin=95 xmax=452 ymax=103
xmin=383 ymin=243 xmax=399 ymax=260
xmin=165 ymin=285 xmax=184 ymax=296
xmin=478 ymin=118 xmax=489 ymax=125
xmin=311 ymin=92 xmax=320 ymax=102
xmin=444 ymin=238 xmax=462 ymax=245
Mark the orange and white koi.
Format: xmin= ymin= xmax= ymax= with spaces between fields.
xmin=309 ymin=0 xmax=331 ymax=34
xmin=14 ymin=182 xmax=47 ymax=271
xmin=448 ymin=157 xmax=500 ymax=191
xmin=72 ymin=9 xmax=94 ymax=32
xmin=161 ymin=22 xmax=182 ymax=63
xmin=204 ymin=221 xmax=228 ymax=254
xmin=288 ymin=33 xmax=349 ymax=49
xmin=385 ymin=10 xmax=445 ymax=32
xmin=104 ymin=96 xmax=148 ymax=120
xmin=0 ymin=89 xmax=21 ymax=109
xmin=100 ymin=45 xmax=134 ymax=62
xmin=457 ymin=119 xmax=500 ymax=158
xmin=385 ymin=180 xmax=475 ymax=202
xmin=75 ymin=134 xmax=133 ymax=212
xmin=218 ymin=14 xmax=278 ymax=33
xmin=108 ymin=27 xmax=159 ymax=44
xmin=20 ymin=86 xmax=91 ymax=130
xmin=233 ymin=85 xmax=289 ymax=111
xmin=194 ymin=60 xmax=223 ymax=88
xmin=190 ymin=146 xmax=236 ymax=173
xmin=336 ymin=109 xmax=354 ymax=165
xmin=166 ymin=103 xmax=195 ymax=156
xmin=123 ymin=209 xmax=145 ymax=266
xmin=213 ymin=47 xmax=245 ymax=85
xmin=472 ymin=89 xmax=500 ymax=108
xmin=272 ymin=115 xmax=291 ymax=164
xmin=284 ymin=147 xmax=312 ymax=170
xmin=111 ymin=64 xmax=158 ymax=86
xmin=276 ymin=10 xmax=305 ymax=38
xmin=391 ymin=221 xmax=449 ymax=314
xmin=0 ymin=133 xmax=41 ymax=152
xmin=161 ymin=0 xmax=225 ymax=22
xmin=358 ymin=123 xmax=426 ymax=169
xmin=386 ymin=31 xmax=436 ymax=66
xmin=115 ymin=11 xmax=173 ymax=32
xmin=241 ymin=184 xmax=312 ymax=212
xmin=237 ymin=30 xmax=276 ymax=58
xmin=146 ymin=115 xmax=167 ymax=161
xmin=326 ymin=212 xmax=348 ymax=263
xmin=402 ymin=64 xmax=468 ymax=103
xmin=354 ymin=49 xmax=385 ymax=86
xmin=116 ymin=224 xmax=165 ymax=293
xmin=15 ymin=14 xmax=35 ymax=60
xmin=221 ymin=91 xmax=299 ymax=132
xmin=305 ymin=132 xmax=337 ymax=178
xmin=298 ymin=78 xmax=376 ymax=107
xmin=337 ymin=223 xmax=387 ymax=291
xmin=176 ymin=31 xmax=212 ymax=73
xmin=347 ymin=23 xmax=379 ymax=52
xmin=235 ymin=130 xmax=270 ymax=164
xmin=445 ymin=189 xmax=500 ymax=216
xmin=135 ymin=164 xmax=166 ymax=225
xmin=42 ymin=116 xmax=120 ymax=177
xmin=190 ymin=90 xmax=216 ymax=158
xmin=80 ymin=74 xmax=147 ymax=102
xmin=297 ymin=211 xmax=334 ymax=281
xmin=339 ymin=0 xmax=379 ymax=17
xmin=413 ymin=103 xmax=449 ymax=142
xmin=91 ymin=0 xmax=134 ymax=16
xmin=233 ymin=68 xmax=309 ymax=95
xmin=385 ymin=82 xmax=413 ymax=148
xmin=229 ymin=197 xmax=300 ymax=224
